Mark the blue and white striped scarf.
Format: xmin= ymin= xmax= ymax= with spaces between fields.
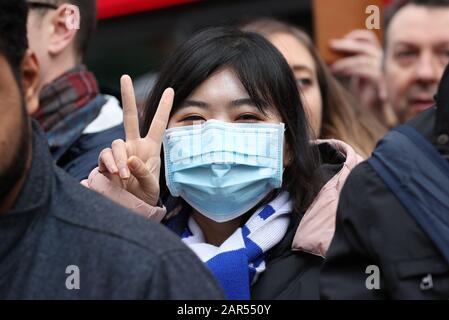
xmin=181 ymin=192 xmax=292 ymax=300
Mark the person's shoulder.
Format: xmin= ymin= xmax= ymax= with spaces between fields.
xmin=339 ymin=158 xmax=378 ymax=194
xmin=344 ymin=160 xmax=377 ymax=185
xmin=407 ymin=106 xmax=436 ymax=143
xmin=78 ymin=94 xmax=125 ymax=151
xmin=339 ymin=157 xmax=415 ymax=244
xmin=78 ymin=125 xmax=125 ymax=151
xmin=40 ymin=169 xmax=224 ymax=299
xmin=64 ymin=124 xmax=124 ymax=180
xmin=338 ymin=107 xmax=440 ymax=224
xmin=337 ymin=161 xmax=386 ymax=219
xmin=51 ymin=167 xmax=188 ymax=256
xmin=342 ymin=107 xmax=437 ymax=205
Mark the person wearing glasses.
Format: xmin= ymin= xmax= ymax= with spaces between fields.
xmin=26 ymin=0 xmax=125 ymax=180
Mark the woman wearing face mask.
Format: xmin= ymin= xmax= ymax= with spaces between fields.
xmin=241 ymin=19 xmax=386 ymax=158
xmin=83 ymin=27 xmax=362 ymax=299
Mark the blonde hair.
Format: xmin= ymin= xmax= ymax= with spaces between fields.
xmin=241 ymin=18 xmax=386 ymax=158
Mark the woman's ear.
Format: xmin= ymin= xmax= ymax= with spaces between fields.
xmin=21 ymin=50 xmax=40 ymax=115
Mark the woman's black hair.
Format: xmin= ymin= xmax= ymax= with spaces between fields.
xmin=142 ymin=26 xmax=321 ymax=214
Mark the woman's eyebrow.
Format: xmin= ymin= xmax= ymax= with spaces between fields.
xmin=292 ymin=64 xmax=314 ymax=74
xmin=230 ymin=98 xmax=256 ymax=107
xmin=180 ymin=99 xmax=209 ymax=109
xmin=178 ymin=98 xmax=258 ymax=109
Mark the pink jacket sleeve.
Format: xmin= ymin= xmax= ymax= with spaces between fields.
xmin=292 ymin=139 xmax=364 ymax=257
xmin=83 ymin=168 xmax=166 ymax=222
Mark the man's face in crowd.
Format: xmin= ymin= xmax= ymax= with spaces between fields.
xmin=383 ymin=4 xmax=449 ymax=123
xmin=0 ymin=52 xmax=39 ymax=206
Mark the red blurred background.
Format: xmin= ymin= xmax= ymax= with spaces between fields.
xmin=88 ymin=0 xmax=312 ymax=92
xmin=97 ymin=0 xmax=200 ymax=19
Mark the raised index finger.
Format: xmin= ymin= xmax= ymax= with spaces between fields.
xmin=145 ymin=88 xmax=174 ymax=148
xmin=121 ymin=75 xmax=141 ymax=140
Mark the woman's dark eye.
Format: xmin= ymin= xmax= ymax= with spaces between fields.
xmin=236 ymin=114 xmax=262 ymax=122
xmin=296 ymin=78 xmax=313 ymax=88
xmin=180 ymin=115 xmax=206 ymax=122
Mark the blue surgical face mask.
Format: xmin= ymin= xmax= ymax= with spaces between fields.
xmin=163 ymin=119 xmax=284 ymax=222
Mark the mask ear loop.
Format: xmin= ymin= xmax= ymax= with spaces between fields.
xmin=281 ymin=124 xmax=293 ymax=167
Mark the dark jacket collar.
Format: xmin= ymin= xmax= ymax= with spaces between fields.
xmin=0 ymin=121 xmax=54 ymax=264
xmin=8 ymin=120 xmax=53 ymax=216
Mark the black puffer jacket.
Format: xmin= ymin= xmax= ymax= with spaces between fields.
xmin=320 ymin=107 xmax=449 ymax=300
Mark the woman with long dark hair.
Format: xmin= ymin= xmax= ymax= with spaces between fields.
xmin=84 ymin=27 xmax=362 ymax=299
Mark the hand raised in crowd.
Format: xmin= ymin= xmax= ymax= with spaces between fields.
xmin=330 ymin=30 xmax=382 ymax=111
xmin=330 ymin=29 xmax=382 ymax=84
xmin=329 ymin=29 xmax=397 ymax=126
xmin=93 ymin=75 xmax=174 ymax=206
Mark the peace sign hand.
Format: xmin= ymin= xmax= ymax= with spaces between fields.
xmin=98 ymin=75 xmax=174 ymax=206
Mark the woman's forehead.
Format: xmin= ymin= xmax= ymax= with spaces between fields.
xmin=187 ymin=68 xmax=248 ymax=101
